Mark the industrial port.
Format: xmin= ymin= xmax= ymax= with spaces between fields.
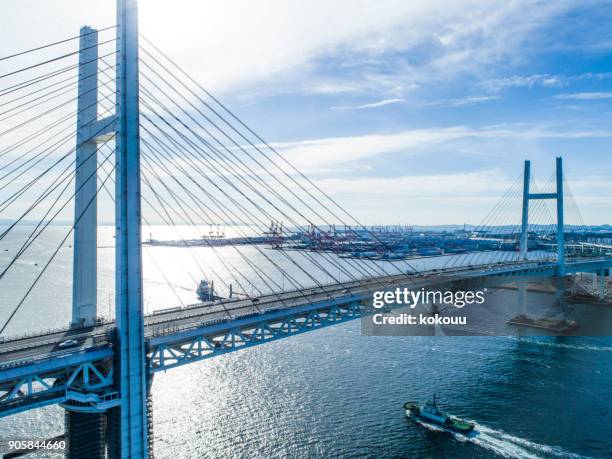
xmin=144 ymin=222 xmax=612 ymax=261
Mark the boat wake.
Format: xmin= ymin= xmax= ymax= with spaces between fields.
xmin=506 ymin=337 xmax=612 ymax=352
xmin=469 ymin=423 xmax=589 ymax=459
xmin=410 ymin=415 xmax=588 ymax=458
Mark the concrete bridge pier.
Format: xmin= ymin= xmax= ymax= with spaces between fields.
xmin=553 ymin=276 xmax=570 ymax=315
xmin=518 ymin=280 xmax=527 ymax=313
xmin=65 ymin=410 xmax=107 ymax=458
xmin=598 ymin=269 xmax=607 ymax=300
xmin=106 ymin=403 xmax=122 ymax=458
xmin=146 ymin=375 xmax=155 ymax=457
xmin=105 ymin=374 xmax=155 ymax=458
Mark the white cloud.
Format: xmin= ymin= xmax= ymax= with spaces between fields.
xmin=447 ymin=96 xmax=500 ymax=107
xmin=484 ymin=72 xmax=612 ymax=92
xmin=268 ymin=124 xmax=612 ymax=170
xmin=423 ymin=95 xmax=500 ymax=107
xmin=553 ymin=92 xmax=612 ymax=100
xmin=311 ymin=170 xmax=612 ymax=224
xmin=315 ymin=170 xmax=515 ymax=224
xmin=270 ymin=127 xmax=469 ymax=170
xmin=322 ymin=170 xmax=509 ymax=198
xmin=484 ymin=74 xmax=566 ymax=91
xmin=135 ymin=0 xmax=572 ymax=96
xmin=304 ymin=82 xmax=367 ymax=95
xmin=0 ymin=1 xmax=581 ymax=101
xmin=330 ymin=98 xmax=405 ymax=110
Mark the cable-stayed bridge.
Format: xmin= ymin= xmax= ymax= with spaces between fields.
xmin=0 ymin=0 xmax=611 ymax=457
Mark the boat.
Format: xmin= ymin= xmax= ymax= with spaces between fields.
xmin=196 ymin=279 xmax=215 ymax=302
xmin=403 ymin=394 xmax=475 ymax=434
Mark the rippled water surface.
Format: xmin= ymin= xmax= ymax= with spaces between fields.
xmin=0 ymin=227 xmax=610 ymax=458
xmin=149 ymin=332 xmax=611 ymax=458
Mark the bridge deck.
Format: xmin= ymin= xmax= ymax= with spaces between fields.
xmin=0 ymin=258 xmax=610 ymax=416
xmin=1 ymin=258 xmax=609 ymax=364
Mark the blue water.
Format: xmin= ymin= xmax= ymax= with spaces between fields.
xmin=0 ymin=227 xmax=611 ymax=458
xmin=149 ymin=330 xmax=612 ymax=458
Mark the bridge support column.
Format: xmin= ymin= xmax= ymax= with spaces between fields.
xmin=106 ymin=404 xmax=121 ymax=458
xmin=598 ymin=269 xmax=606 ymax=300
xmin=106 ymin=353 xmax=154 ymax=457
xmin=519 ymin=160 xmax=530 ymax=260
xmin=520 ymin=157 xmax=565 ymax=273
xmin=554 ymin=275 xmax=568 ymax=313
xmin=114 ymin=0 xmax=148 ymax=456
xmin=65 ymin=410 xmax=106 ymax=458
xmin=65 ymin=26 xmax=108 ymax=458
xmin=556 ymin=157 xmax=565 ymax=275
xmin=72 ymin=26 xmax=99 ymax=327
xmin=147 ymin=375 xmax=155 ymax=457
xmin=518 ymin=280 xmax=527 ymax=313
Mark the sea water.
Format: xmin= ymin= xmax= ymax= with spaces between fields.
xmin=0 ymin=226 xmax=610 ymax=458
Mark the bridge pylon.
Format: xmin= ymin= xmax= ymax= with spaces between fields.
xmin=66 ymin=0 xmax=150 ymax=457
xmin=519 ymin=156 xmax=565 ymax=275
xmin=72 ymin=28 xmax=117 ymax=327
xmin=72 ymin=26 xmax=99 ymax=327
xmin=111 ymin=0 xmax=149 ymax=457
xmin=64 ymin=25 xmax=116 ymax=459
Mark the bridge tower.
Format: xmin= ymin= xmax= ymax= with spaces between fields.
xmin=72 ymin=26 xmax=99 ymax=328
xmin=519 ymin=157 xmax=565 ymax=275
xmin=67 ymin=0 xmax=149 ymax=457
xmin=108 ymin=0 xmax=150 ymax=457
xmin=64 ymin=25 xmax=116 ymax=459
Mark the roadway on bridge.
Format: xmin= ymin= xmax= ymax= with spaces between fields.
xmin=0 ymin=259 xmax=581 ymax=367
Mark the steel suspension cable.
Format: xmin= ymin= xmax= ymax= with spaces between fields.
xmin=0 ymin=25 xmax=116 ymax=62
xmin=139 ymin=114 xmax=367 ymax=292
xmin=138 ymin=85 xmax=383 ymax=283
xmin=0 ymin=140 xmax=114 ymax=280
xmin=0 ymin=90 xmax=116 ymax=185
xmin=138 ymin=106 xmax=360 ymax=297
xmin=0 ymin=114 xmax=117 ymax=231
xmin=138 ymin=98 xmax=373 ymax=285
xmin=0 ymin=50 xmax=116 ymax=98
xmin=97 ymin=155 xmax=192 ymax=309
xmin=140 ymin=38 xmax=418 ymax=274
xmin=0 ymin=163 xmax=116 ymax=335
xmin=0 ymin=38 xmax=116 ymax=80
xmin=140 ymin=157 xmax=269 ymax=298
xmin=0 ymin=59 xmax=116 ymax=164
xmin=140 ymin=140 xmax=317 ymax=293
xmin=98 ymin=158 xmax=207 ymax=290
xmin=444 ymin=172 xmax=522 ymax=268
xmin=138 ymin=59 xmax=400 ymax=279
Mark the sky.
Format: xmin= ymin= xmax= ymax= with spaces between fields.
xmin=1 ymin=0 xmax=611 ymax=225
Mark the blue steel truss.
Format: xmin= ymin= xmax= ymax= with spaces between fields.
xmin=1 ymin=257 xmax=610 ymax=418
xmin=149 ymin=299 xmax=365 ymax=372
xmin=0 ymin=348 xmax=116 ymax=416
